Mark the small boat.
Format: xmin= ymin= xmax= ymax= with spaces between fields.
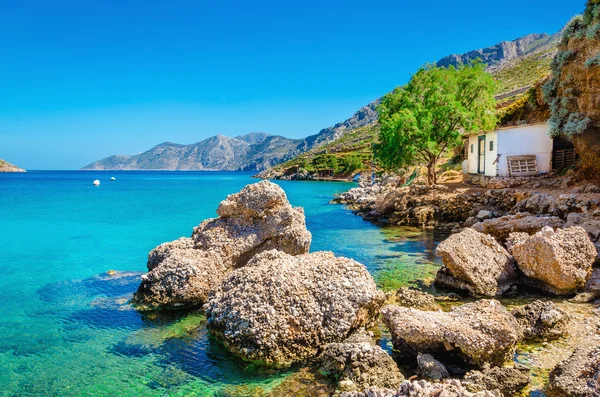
xmin=93 ymin=180 xmax=100 ymax=186
xmin=110 ymin=177 xmax=116 ymax=181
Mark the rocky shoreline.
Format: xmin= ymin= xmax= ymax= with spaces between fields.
xmin=131 ymin=179 xmax=600 ymax=396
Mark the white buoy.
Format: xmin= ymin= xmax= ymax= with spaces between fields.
xmin=110 ymin=177 xmax=116 ymax=181
xmin=93 ymin=179 xmax=100 ymax=186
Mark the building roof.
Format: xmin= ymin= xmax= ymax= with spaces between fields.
xmin=463 ymin=121 xmax=548 ymax=137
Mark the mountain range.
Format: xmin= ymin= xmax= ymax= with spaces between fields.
xmin=83 ymin=27 xmax=563 ymax=172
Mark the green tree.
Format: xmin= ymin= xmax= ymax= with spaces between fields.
xmin=375 ymin=63 xmax=496 ymax=185
xmin=311 ymin=154 xmax=339 ymax=172
xmin=341 ymin=154 xmax=363 ymax=173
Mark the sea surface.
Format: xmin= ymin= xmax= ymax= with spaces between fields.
xmin=0 ymin=171 xmax=444 ymax=396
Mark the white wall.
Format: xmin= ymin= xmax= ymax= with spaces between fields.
xmin=466 ymin=135 xmax=479 ymax=174
xmin=484 ymin=130 xmax=498 ymax=177
xmin=464 ymin=123 xmax=553 ymax=177
xmin=465 ymin=132 xmax=497 ymax=176
xmin=496 ymin=124 xmax=553 ymax=177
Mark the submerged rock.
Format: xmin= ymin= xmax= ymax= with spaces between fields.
xmin=318 ymin=330 xmax=404 ymax=393
xmin=133 ymin=181 xmax=312 ymax=309
xmin=396 ymin=287 xmax=441 ymax=311
xmin=462 ymin=366 xmax=530 ymax=396
xmin=205 ymin=250 xmax=385 ymax=367
xmin=382 ymin=300 xmax=523 ymax=368
xmin=510 ymin=300 xmax=570 ymax=341
xmin=511 ymin=226 xmax=596 ymax=295
xmin=472 ymin=213 xmax=564 ymax=243
xmin=434 ymin=228 xmax=518 ymax=297
xmin=547 ymin=344 xmax=600 ymax=397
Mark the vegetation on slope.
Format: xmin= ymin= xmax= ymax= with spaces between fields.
xmin=258 ymin=124 xmax=378 ymax=179
xmin=491 ymin=46 xmax=555 ymax=96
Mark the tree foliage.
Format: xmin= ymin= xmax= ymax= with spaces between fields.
xmin=375 ymin=62 xmax=497 ymax=184
xmin=311 ymin=154 xmax=339 ymax=171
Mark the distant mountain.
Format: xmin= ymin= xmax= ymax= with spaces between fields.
xmin=82 ymin=133 xmax=304 ymax=171
xmin=437 ymin=33 xmax=559 ymax=70
xmin=302 ymin=100 xmax=380 ymax=150
xmin=0 ymin=159 xmax=25 ymax=172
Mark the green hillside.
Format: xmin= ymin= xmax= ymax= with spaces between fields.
xmin=256 ymin=124 xmax=378 ymax=180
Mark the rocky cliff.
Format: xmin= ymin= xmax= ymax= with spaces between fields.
xmin=0 ymin=159 xmax=25 ymax=172
xmin=82 ymin=133 xmax=304 ymax=171
xmin=437 ymin=33 xmax=559 ymax=71
xmin=544 ymin=4 xmax=600 ymax=178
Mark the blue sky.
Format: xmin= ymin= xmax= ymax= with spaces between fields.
xmin=0 ymin=0 xmax=583 ymax=169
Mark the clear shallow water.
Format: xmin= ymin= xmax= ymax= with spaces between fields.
xmin=0 ymin=171 xmax=443 ymax=396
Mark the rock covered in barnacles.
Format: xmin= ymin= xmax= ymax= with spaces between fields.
xmin=396 ymin=287 xmax=441 ymax=311
xmin=133 ymin=181 xmax=312 ymax=309
xmin=205 ymin=250 xmax=385 ymax=367
xmin=547 ymin=343 xmax=600 ymax=397
xmin=318 ymin=330 xmax=404 ymax=393
xmin=340 ymin=379 xmax=498 ymax=397
xmin=510 ymin=300 xmax=570 ymax=341
xmin=462 ymin=366 xmax=530 ymax=396
xmin=434 ymin=228 xmax=518 ymax=297
xmin=382 ymin=300 xmax=523 ymax=368
xmin=511 ymin=226 xmax=596 ymax=295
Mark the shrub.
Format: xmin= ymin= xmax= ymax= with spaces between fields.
xmin=341 ymin=154 xmax=363 ymax=173
xmin=551 ymin=50 xmax=577 ymax=71
xmin=311 ymin=154 xmax=339 ymax=172
xmin=563 ymin=112 xmax=591 ymax=136
xmin=549 ymin=115 xmax=562 ymax=137
xmin=542 ymin=77 xmax=558 ymax=102
xmin=562 ymin=15 xmax=585 ymax=44
xmin=585 ymin=2 xmax=600 ymax=24
xmin=585 ymin=52 xmax=600 ymax=67
xmin=587 ymin=22 xmax=600 ymax=39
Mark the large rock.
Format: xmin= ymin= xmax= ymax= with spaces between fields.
xmin=472 ymin=213 xmax=564 ymax=243
xmin=462 ymin=366 xmax=530 ymax=396
xmin=192 ymin=180 xmax=312 ymax=265
xmin=382 ymin=300 xmax=523 ymax=368
xmin=205 ymin=250 xmax=386 ymax=367
xmin=510 ymin=300 xmax=569 ymax=341
xmin=133 ymin=249 xmax=227 ymax=308
xmin=133 ymin=181 xmax=312 ymax=309
xmin=547 ymin=344 xmax=600 ymax=397
xmin=318 ymin=330 xmax=404 ymax=393
xmin=511 ymin=226 xmax=597 ymax=295
xmin=434 ymin=228 xmax=518 ymax=297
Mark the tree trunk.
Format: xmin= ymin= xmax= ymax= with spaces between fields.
xmin=427 ymin=161 xmax=435 ymax=186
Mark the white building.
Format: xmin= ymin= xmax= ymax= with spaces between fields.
xmin=462 ymin=123 xmax=555 ymax=177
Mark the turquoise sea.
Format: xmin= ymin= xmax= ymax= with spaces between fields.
xmin=0 ymin=171 xmax=444 ymax=396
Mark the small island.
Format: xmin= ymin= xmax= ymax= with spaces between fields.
xmin=0 ymin=159 xmax=25 ymax=172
